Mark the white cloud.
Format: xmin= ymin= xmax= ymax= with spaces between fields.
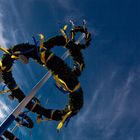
xmin=8 ymin=0 xmax=28 ymax=41
xmin=102 ymin=72 xmax=135 ymax=138
xmin=0 ymin=100 xmax=11 ymax=121
xmin=76 ymin=83 xmax=104 ymax=125
xmin=0 ymin=2 xmax=23 ymax=123
xmin=0 ymin=12 xmax=8 ymax=48
xmin=45 ymin=0 xmax=86 ymax=23
xmin=62 ymin=69 xmax=136 ymax=140
xmin=0 ymin=8 xmax=11 ymax=121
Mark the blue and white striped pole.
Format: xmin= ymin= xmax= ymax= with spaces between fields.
xmin=0 ymin=50 xmax=69 ymax=136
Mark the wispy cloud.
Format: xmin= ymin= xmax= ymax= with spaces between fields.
xmin=0 ymin=100 xmax=11 ymax=121
xmin=102 ymin=72 xmax=135 ymax=138
xmin=0 ymin=3 xmax=40 ymax=139
xmin=0 ymin=1 xmax=27 ymax=123
xmin=0 ymin=8 xmax=11 ymax=123
xmin=62 ymin=69 xmax=136 ymax=140
xmin=0 ymin=12 xmax=8 ymax=48
xmin=1 ymin=1 xmax=38 ymax=83
xmin=8 ymin=0 xmax=28 ymax=41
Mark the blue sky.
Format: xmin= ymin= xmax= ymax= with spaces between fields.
xmin=0 ymin=0 xmax=140 ymax=140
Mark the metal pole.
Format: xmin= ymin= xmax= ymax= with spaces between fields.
xmin=0 ymin=32 xmax=85 ymax=136
xmin=0 ymin=50 xmax=69 ymax=136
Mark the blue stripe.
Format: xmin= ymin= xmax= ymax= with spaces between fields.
xmin=0 ymin=115 xmax=15 ymax=136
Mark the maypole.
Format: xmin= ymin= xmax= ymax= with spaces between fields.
xmin=0 ymin=30 xmax=86 ymax=136
xmin=0 ymin=50 xmax=69 ymax=136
